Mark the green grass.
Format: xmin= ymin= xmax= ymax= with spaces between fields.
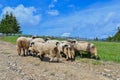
xmin=0 ymin=36 xmax=19 ymax=44
xmin=92 ymin=60 xmax=101 ymax=65
xmin=0 ymin=36 xmax=120 ymax=63
xmin=92 ymin=41 xmax=120 ymax=63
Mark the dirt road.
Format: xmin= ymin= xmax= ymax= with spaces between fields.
xmin=0 ymin=40 xmax=120 ymax=80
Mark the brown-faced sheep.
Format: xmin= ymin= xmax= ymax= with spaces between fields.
xmin=16 ymin=37 xmax=33 ymax=56
xmin=70 ymin=41 xmax=98 ymax=59
xmin=57 ymin=41 xmax=75 ymax=61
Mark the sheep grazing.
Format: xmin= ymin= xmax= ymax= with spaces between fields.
xmin=16 ymin=37 xmax=33 ymax=56
xmin=29 ymin=38 xmax=45 ymax=56
xmin=70 ymin=41 xmax=98 ymax=59
xmin=28 ymin=41 xmax=61 ymax=62
xmin=57 ymin=41 xmax=75 ymax=61
xmin=30 ymin=38 xmax=45 ymax=43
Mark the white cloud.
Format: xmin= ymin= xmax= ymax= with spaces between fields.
xmin=48 ymin=0 xmax=58 ymax=9
xmin=104 ymin=12 xmax=115 ymax=22
xmin=47 ymin=9 xmax=59 ymax=16
xmin=48 ymin=4 xmax=55 ymax=8
xmin=1 ymin=4 xmax=41 ymax=26
xmin=47 ymin=0 xmax=59 ymax=16
xmin=41 ymin=2 xmax=120 ymax=38
xmin=61 ymin=33 xmax=71 ymax=37
xmin=53 ymin=0 xmax=57 ymax=2
xmin=68 ymin=4 xmax=75 ymax=8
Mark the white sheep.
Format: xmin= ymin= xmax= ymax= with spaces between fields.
xmin=28 ymin=41 xmax=61 ymax=62
xmin=16 ymin=37 xmax=33 ymax=56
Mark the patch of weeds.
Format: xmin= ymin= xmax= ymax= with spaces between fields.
xmin=76 ymin=57 xmax=89 ymax=63
xmin=80 ymin=59 xmax=89 ymax=63
xmin=92 ymin=60 xmax=101 ymax=65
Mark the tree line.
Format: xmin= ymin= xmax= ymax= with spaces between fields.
xmin=0 ymin=12 xmax=21 ymax=35
xmin=107 ymin=27 xmax=120 ymax=41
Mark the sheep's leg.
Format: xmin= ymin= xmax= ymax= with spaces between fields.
xmin=79 ymin=51 xmax=83 ymax=57
xmin=33 ymin=52 xmax=37 ymax=57
xmin=66 ymin=55 xmax=69 ymax=61
xmin=22 ymin=48 xmax=25 ymax=56
xmin=55 ymin=51 xmax=60 ymax=62
xmin=49 ymin=51 xmax=55 ymax=62
xmin=26 ymin=49 xmax=29 ymax=56
xmin=17 ymin=47 xmax=21 ymax=56
xmin=38 ymin=54 xmax=44 ymax=61
xmin=71 ymin=51 xmax=75 ymax=61
xmin=87 ymin=52 xmax=91 ymax=58
xmin=49 ymin=57 xmax=54 ymax=62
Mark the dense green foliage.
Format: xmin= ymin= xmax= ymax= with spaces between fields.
xmin=0 ymin=12 xmax=21 ymax=35
xmin=0 ymin=36 xmax=120 ymax=63
xmin=107 ymin=27 xmax=120 ymax=41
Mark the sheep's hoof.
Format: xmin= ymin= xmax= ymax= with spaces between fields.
xmin=21 ymin=54 xmax=26 ymax=57
xmin=71 ymin=59 xmax=74 ymax=62
xmin=95 ymin=56 xmax=100 ymax=60
xmin=39 ymin=57 xmax=44 ymax=61
xmin=18 ymin=53 xmax=20 ymax=56
xmin=56 ymin=59 xmax=59 ymax=63
xmin=66 ymin=59 xmax=69 ymax=61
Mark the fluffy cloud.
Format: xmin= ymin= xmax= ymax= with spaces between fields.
xmin=61 ymin=33 xmax=71 ymax=37
xmin=48 ymin=0 xmax=58 ymax=9
xmin=47 ymin=9 xmax=59 ymax=16
xmin=47 ymin=0 xmax=59 ymax=16
xmin=1 ymin=4 xmax=41 ymax=26
xmin=53 ymin=0 xmax=58 ymax=2
xmin=41 ymin=2 xmax=120 ymax=38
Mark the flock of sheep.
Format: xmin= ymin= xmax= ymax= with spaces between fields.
xmin=16 ymin=36 xmax=98 ymax=62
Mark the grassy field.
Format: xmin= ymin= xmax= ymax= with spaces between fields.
xmin=0 ymin=36 xmax=120 ymax=63
xmin=0 ymin=36 xmax=19 ymax=44
xmin=93 ymin=41 xmax=120 ymax=63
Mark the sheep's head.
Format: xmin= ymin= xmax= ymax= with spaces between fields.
xmin=28 ymin=46 xmax=35 ymax=53
xmin=29 ymin=42 xmax=35 ymax=53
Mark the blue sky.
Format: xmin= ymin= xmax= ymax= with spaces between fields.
xmin=0 ymin=0 xmax=120 ymax=39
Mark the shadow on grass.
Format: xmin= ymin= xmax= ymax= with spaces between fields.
xmin=75 ymin=52 xmax=100 ymax=60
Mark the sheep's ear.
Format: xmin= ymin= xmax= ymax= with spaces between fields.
xmin=64 ymin=44 xmax=68 ymax=47
xmin=31 ymin=42 xmax=35 ymax=45
xmin=72 ymin=40 xmax=76 ymax=43
xmin=56 ymin=42 xmax=60 ymax=46
xmin=44 ymin=38 xmax=50 ymax=42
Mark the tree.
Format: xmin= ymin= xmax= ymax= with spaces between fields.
xmin=94 ymin=37 xmax=98 ymax=41
xmin=106 ymin=26 xmax=120 ymax=41
xmin=0 ymin=12 xmax=21 ymax=35
xmin=106 ymin=36 xmax=112 ymax=41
